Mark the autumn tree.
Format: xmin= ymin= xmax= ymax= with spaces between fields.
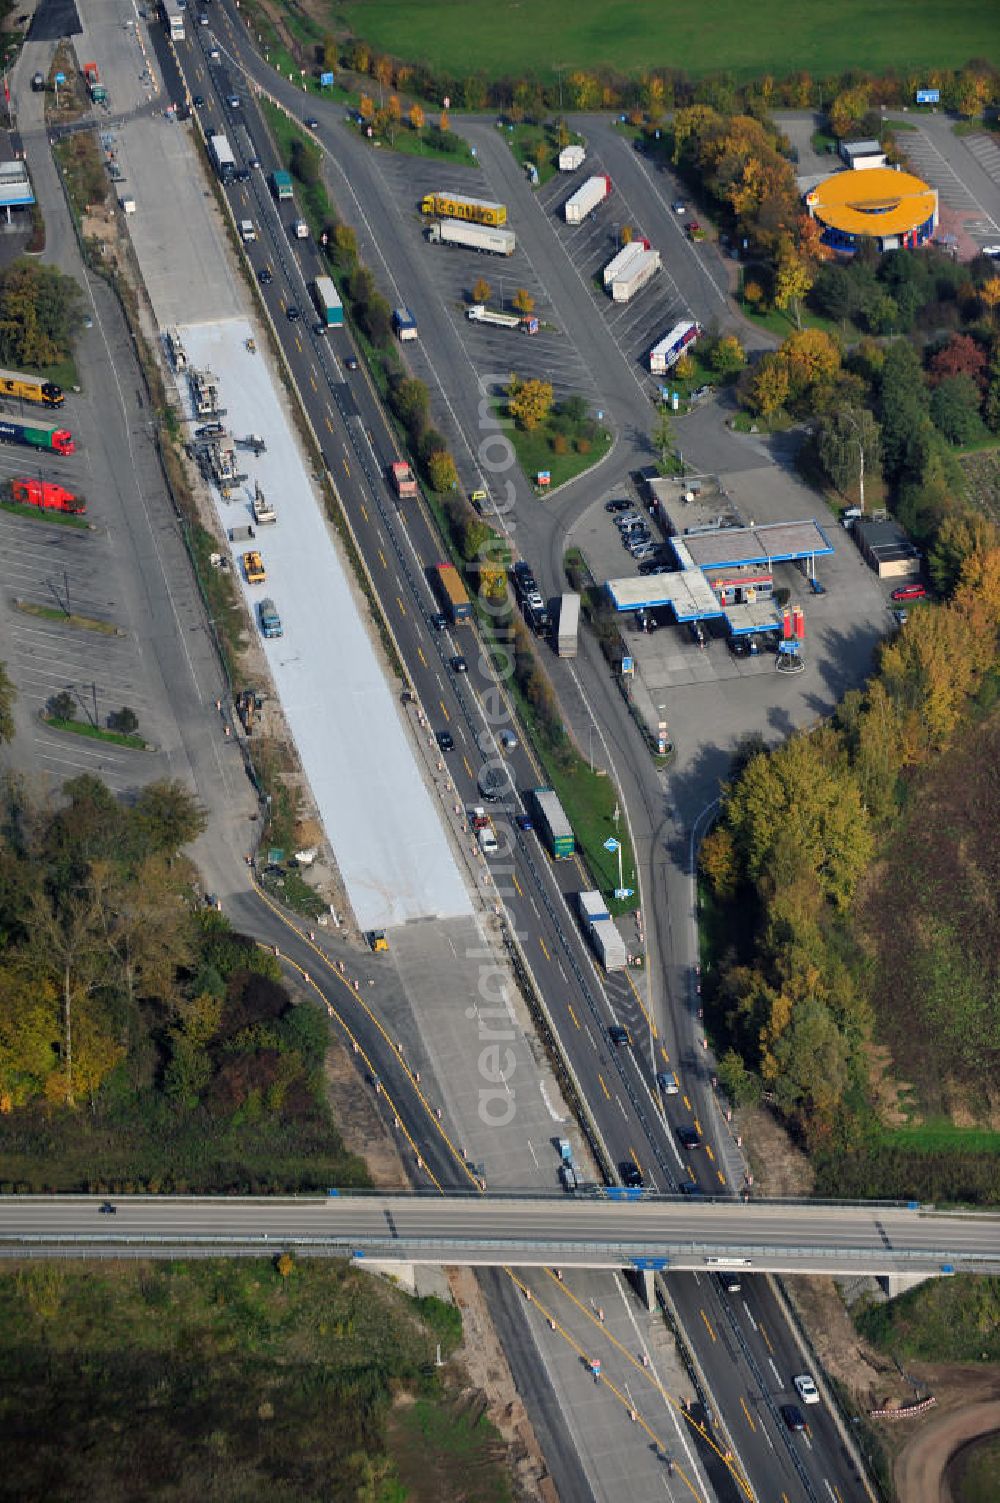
xmin=709 ymin=335 xmax=746 ymax=375
xmin=926 ymin=333 xmax=987 ymax=392
xmin=506 ymin=375 xmax=553 ymax=431
xmin=427 ymin=450 xmax=457 ymax=492
xmin=748 ymin=352 xmax=789 ymax=418
xmin=438 ymin=111 xmax=450 ymax=133
xmin=472 ymin=276 xmax=491 ymax=305
xmin=829 ymin=85 xmax=869 ymax=139
xmin=358 ymin=94 xmax=374 ymax=123
xmin=387 ymin=94 xmax=401 ymax=124
xmin=408 ymin=102 xmax=424 ymax=131
xmin=980 ymin=276 xmax=1000 ymax=324
xmin=512 ymin=288 xmax=535 ymax=315
xmin=773 ymin=241 xmax=813 ymax=330
xmin=928 ymin=511 xmax=1000 ymax=596
xmin=333 ymin=223 xmax=358 ymax=264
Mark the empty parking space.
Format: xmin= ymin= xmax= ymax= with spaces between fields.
xmin=899 ymin=127 xmax=1000 ymax=245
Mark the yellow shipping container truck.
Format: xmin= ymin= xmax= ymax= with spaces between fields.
xmin=419 ymin=192 xmax=507 ymax=227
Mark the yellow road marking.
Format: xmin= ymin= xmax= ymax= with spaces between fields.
xmin=377 ymin=550 xmax=387 ymax=569
xmin=439 ymin=701 xmax=449 ymax=722
xmin=309 ymin=373 xmax=317 ymax=391
xmin=343 ymin=455 xmax=350 ymax=475
xmin=629 ymin=1147 xmax=642 ymax=1174
xmin=325 ymin=416 xmax=334 ymax=433
xmin=700 ymin=1309 xmax=717 ymax=1342
xmin=539 ymin=936 xmax=550 ymax=961
xmin=512 ymin=872 xmax=522 ymax=897
xmin=598 ymin=1074 xmax=611 ymax=1100
xmin=740 ymin=1396 xmax=756 ymax=1432
xmin=705 ymin=1144 xmax=715 ymax=1162
xmin=759 ymin=1322 xmax=774 ymax=1356
xmin=463 ymin=755 xmax=473 ymax=779
xmin=683 ymin=1094 xmax=692 ymax=1112
xmin=417 ymin=647 xmax=427 ymax=666
xmin=396 ymin=596 xmax=405 ymax=616
xmin=660 ymin=1045 xmax=670 ymax=1065
xmin=694 ymin=1118 xmax=702 ymax=1137
xmin=717 ymin=1170 xmax=727 ymax=1186
xmin=567 ymin=1003 xmax=580 ymax=1029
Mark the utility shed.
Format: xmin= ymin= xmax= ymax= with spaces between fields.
xmin=851 ymin=516 xmax=922 ymax=579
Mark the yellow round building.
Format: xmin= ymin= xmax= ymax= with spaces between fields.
xmin=805 ymin=167 xmax=938 ymax=254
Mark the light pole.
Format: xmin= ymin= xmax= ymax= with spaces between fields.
xmin=842 ymin=409 xmax=866 ymax=514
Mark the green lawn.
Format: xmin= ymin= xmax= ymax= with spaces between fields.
xmin=879 ymin=1118 xmax=1000 ymax=1154
xmin=338 ymin=0 xmax=993 ymax=83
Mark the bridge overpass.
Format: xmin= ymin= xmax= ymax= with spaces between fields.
xmin=3 ymin=1194 xmax=998 ymax=1277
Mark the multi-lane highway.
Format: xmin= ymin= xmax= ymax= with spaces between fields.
xmin=5 ymin=1193 xmax=998 ymax=1275
xmin=146 ymin=17 xmax=887 ymax=1501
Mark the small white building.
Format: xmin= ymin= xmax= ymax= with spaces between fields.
xmin=840 ymin=139 xmax=886 ymax=171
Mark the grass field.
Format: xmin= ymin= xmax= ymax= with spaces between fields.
xmin=0 ymin=1260 xmax=507 ymax=1503
xmin=338 ymin=0 xmax=993 ymax=84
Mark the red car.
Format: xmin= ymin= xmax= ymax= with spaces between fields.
xmin=891 ymin=582 xmax=927 ymax=602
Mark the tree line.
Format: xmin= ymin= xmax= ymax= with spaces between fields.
xmin=699 ymin=528 xmax=1000 ymax=1195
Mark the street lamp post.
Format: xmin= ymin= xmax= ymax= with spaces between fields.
xmin=842 ymin=409 xmax=866 ymax=515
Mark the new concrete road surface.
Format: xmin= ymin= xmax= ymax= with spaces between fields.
xmin=176 ymin=321 xmax=471 ymax=931
xmin=4 ymin=1194 xmax=998 ymax=1275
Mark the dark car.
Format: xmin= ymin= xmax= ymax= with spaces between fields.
xmin=236 ymin=168 xmax=250 ymax=182
xmin=687 ymin=619 xmax=707 ymax=646
xmin=605 ymin=497 xmax=632 ymax=513
xmin=286 ymin=305 xmax=301 ymax=321
xmin=436 ymin=730 xmax=455 ymax=753
xmin=429 ymin=612 xmax=447 ymax=631
xmin=99 ymin=1201 xmax=117 ymax=1215
xmin=717 ymin=1270 xmax=742 ymax=1293
xmin=313 ymin=321 xmax=328 ymax=336
xmin=728 ymin=635 xmax=751 ymax=658
xmin=781 ymin=1404 xmax=807 ymax=1433
xmin=258 ymin=265 xmax=273 ymax=285
xmin=515 ymin=813 xmax=533 ymax=832
xmin=620 ymin=1162 xmax=644 ymax=1188
xmin=677 ymin=1125 xmax=700 ymax=1150
xmin=609 ymin=1025 xmax=631 ymax=1047
xmin=679 ymin=1182 xmax=705 ymax=1196
xmin=671 ymin=199 xmax=686 ymax=214
xmin=305 ymin=116 xmax=320 ymax=130
xmin=193 ymin=94 xmax=205 ymax=108
xmin=345 ymin=355 xmax=359 ymax=371
xmin=450 ymin=654 xmax=468 ymax=674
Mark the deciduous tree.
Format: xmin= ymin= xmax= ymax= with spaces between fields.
xmin=0 ymin=661 xmax=15 ymax=746
xmin=427 ymin=450 xmax=458 ymax=492
xmin=506 ymin=375 xmax=553 ymax=431
xmin=748 ymin=352 xmax=789 ymax=418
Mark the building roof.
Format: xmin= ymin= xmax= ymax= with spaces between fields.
xmin=841 ymin=139 xmax=883 ymax=158
xmin=806 ymin=167 xmax=937 ymax=238
xmin=679 ymin=519 xmax=835 ymax=570
xmin=0 ymin=160 xmax=33 ymax=208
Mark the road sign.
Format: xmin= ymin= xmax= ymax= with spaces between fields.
xmin=320 ymin=71 xmax=335 ymax=87
xmin=614 ymin=887 xmax=634 ymax=900
xmin=604 ymin=837 xmax=620 ymax=853
xmin=54 ymin=72 xmax=66 ymax=85
xmin=633 ymin=1256 xmax=668 ymax=1270
xmin=621 ymin=656 xmax=633 ymax=675
xmin=916 ymin=88 xmax=940 ymax=104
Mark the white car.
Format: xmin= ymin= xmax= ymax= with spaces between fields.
xmin=793 ymin=1374 xmax=820 ymax=1405
xmin=981 ymin=244 xmax=1000 ymax=258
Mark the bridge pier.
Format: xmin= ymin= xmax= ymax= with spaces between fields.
xmin=879 ymin=1272 xmax=935 ymax=1299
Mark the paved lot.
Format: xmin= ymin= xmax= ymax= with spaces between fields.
xmin=73 ymin=0 xmax=161 ymax=115
xmin=896 ymin=119 xmax=1000 ymax=249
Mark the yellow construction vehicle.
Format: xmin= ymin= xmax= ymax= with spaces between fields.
xmin=242 ymin=549 xmax=266 ymax=584
xmin=367 ymin=930 xmax=388 ymax=953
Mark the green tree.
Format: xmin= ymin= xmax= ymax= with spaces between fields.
xmin=333 ymin=224 xmax=358 ymax=264
xmin=930 ymin=374 xmax=984 ymax=446
xmin=290 ymin=137 xmax=320 ymax=187
xmin=131 ymin=780 xmax=206 ymax=855
xmin=47 ymin=690 xmax=76 ymax=722
xmin=814 ymin=407 xmax=880 ymax=498
xmin=108 ymin=706 xmax=138 ymax=736
xmin=390 ymin=376 xmax=429 ymax=434
xmin=652 ymin=405 xmax=675 ymax=470
xmin=771 ymin=995 xmax=851 ymax=1135
xmin=709 ymin=335 xmax=746 ymax=375
xmin=0 ymin=661 xmax=15 ymax=745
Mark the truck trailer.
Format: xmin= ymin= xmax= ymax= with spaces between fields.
xmin=602 ymin=240 xmax=649 ymax=287
xmin=11 ymin=479 xmax=84 ymax=513
xmin=0 ymin=368 xmax=64 ymax=408
xmin=558 ymin=143 xmax=586 ymax=172
xmin=610 ymin=247 xmax=660 ymax=303
xmin=466 ymin=304 xmax=539 ymax=335
xmin=557 ymin=592 xmax=580 ymax=658
xmin=433 ymin=561 xmax=471 ymax=624
xmin=271 ymin=169 xmax=293 ymax=200
xmin=312 ymin=276 xmax=344 ymax=327
xmin=564 ymin=174 xmax=612 ymax=224
xmin=0 ymin=415 xmax=74 ymax=455
xmin=420 ymin=192 xmax=507 ymax=227
xmin=210 ymin=133 xmax=236 ymax=183
xmin=427 ymin=218 xmax=516 ymax=256
xmin=576 ymin=891 xmax=628 ymax=971
xmin=530 ymin=786 xmax=574 ymax=859
xmin=649 ymin=320 xmax=700 ymax=375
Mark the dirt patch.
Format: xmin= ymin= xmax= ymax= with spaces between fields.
xmin=894 ymin=1394 xmax=1000 ymax=1503
xmin=783 ymin=1276 xmax=905 ymax=1406
xmin=448 ymin=1266 xmax=558 ymax=1503
xmin=736 ymin=1104 xmax=814 ymax=1197
xmin=866 ymin=1042 xmax=915 ymax=1130
xmin=322 ymin=1037 xmax=409 ymax=1188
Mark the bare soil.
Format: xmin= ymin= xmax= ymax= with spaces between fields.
xmin=894 ymin=1387 xmax=1000 ymax=1503
xmin=736 ymin=1104 xmax=815 ymax=1197
xmin=322 ymin=1038 xmax=409 ymax=1188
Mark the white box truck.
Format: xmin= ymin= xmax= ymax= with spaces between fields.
xmin=557 ymin=592 xmax=580 ymax=658
xmin=611 ymin=248 xmax=660 ymax=303
xmin=559 ymin=143 xmax=586 ymax=172
xmin=565 ymin=174 xmax=612 ymax=224
xmin=603 ymin=240 xmax=648 ymax=287
xmin=428 ymin=218 xmax=515 ymax=256
xmin=590 ymin=917 xmax=628 ymax=972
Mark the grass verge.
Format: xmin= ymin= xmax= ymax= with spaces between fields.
xmin=496 ymin=398 xmax=612 ymax=492
xmin=16 ymin=600 xmax=118 ymax=631
xmin=2 ymin=500 xmax=88 ymax=529
xmin=42 ymin=714 xmax=147 ymax=750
